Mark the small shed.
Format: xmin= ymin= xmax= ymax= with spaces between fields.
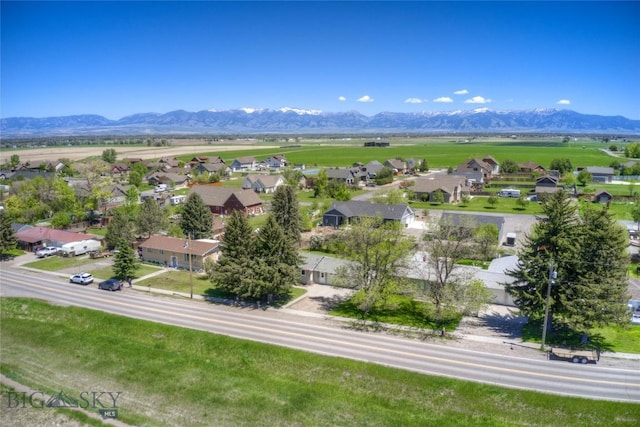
xmin=593 ymin=190 xmax=613 ymax=204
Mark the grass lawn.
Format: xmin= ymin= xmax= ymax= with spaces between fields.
xmin=521 ymin=318 xmax=640 ymax=354
xmin=330 ymin=292 xmax=461 ymax=331
xmin=134 ymin=270 xmax=306 ymax=306
xmin=87 ymin=264 xmax=162 ymax=280
xmin=410 ymin=196 xmax=545 ymax=216
xmin=1 ymin=298 xmax=637 ymax=427
xmin=23 ymin=255 xmax=98 ymax=271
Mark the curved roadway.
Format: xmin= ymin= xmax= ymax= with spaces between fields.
xmin=1 ymin=268 xmax=639 ymax=403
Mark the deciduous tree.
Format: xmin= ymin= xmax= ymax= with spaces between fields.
xmin=336 ymin=217 xmax=414 ymax=319
xmin=137 ymin=197 xmax=167 ymax=239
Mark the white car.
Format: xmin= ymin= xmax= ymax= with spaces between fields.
xmin=631 ymin=314 xmax=640 ymax=325
xmin=69 ymin=272 xmax=94 ymax=285
xmin=36 ymin=246 xmax=59 ymax=258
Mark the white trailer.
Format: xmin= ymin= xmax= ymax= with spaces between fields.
xmin=499 ymin=189 xmax=521 ymax=198
xmin=60 ymin=240 xmax=102 ymax=257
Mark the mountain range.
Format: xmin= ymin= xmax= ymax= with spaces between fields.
xmin=2 ymin=108 xmax=639 ymax=137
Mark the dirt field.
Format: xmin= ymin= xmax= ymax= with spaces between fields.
xmin=0 ymin=144 xmax=277 ymax=164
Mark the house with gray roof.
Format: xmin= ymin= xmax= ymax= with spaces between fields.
xmin=299 ymin=253 xmax=354 ymax=286
xmin=322 ymin=200 xmax=415 ymax=227
xmin=326 ymin=168 xmax=357 ymax=185
xmin=230 ymin=156 xmax=258 ymax=172
xmin=384 ymin=159 xmax=406 ymax=174
xmin=582 ymin=166 xmax=615 ymax=183
xmin=242 ymin=174 xmax=285 ymax=193
xmin=413 ymin=176 xmax=469 ymax=203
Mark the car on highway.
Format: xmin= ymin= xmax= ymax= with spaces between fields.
xmin=98 ymin=278 xmax=123 ymax=291
xmin=69 ymin=272 xmax=94 ymax=285
xmin=36 ymin=246 xmax=59 ymax=258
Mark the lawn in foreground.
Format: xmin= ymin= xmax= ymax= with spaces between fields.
xmin=1 ymin=298 xmax=637 ymax=427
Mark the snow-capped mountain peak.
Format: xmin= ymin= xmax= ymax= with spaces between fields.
xmin=278 ymin=107 xmax=323 ymax=115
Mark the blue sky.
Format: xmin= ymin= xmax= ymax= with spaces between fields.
xmin=2 ymin=1 xmax=639 ymax=120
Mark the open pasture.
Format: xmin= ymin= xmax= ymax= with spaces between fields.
xmin=178 ymin=138 xmax=618 ymax=169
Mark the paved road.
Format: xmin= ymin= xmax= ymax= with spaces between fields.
xmin=2 ymin=268 xmax=639 ymax=403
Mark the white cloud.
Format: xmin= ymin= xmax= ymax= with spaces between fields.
xmin=464 ymin=96 xmax=492 ymax=104
xmin=357 ymin=95 xmax=374 ymax=103
xmin=433 ymin=97 xmax=453 ymax=103
xmin=454 ymin=89 xmax=469 ymax=95
xmin=338 ymin=96 xmax=346 ymax=102
xmin=404 ymin=97 xmax=424 ymax=104
xmin=556 ymin=99 xmax=571 ymax=105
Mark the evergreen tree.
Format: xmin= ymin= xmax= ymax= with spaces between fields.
xmin=506 ymin=191 xmax=629 ymax=335
xmin=105 ymin=209 xmax=136 ymax=250
xmin=137 ymin=197 xmax=166 ymax=239
xmin=506 ymin=191 xmax=580 ymax=320
xmin=271 ymin=185 xmax=301 ymax=244
xmin=211 ymin=210 xmax=255 ymax=296
xmin=112 ymin=238 xmax=138 ymax=285
xmin=180 ymin=193 xmax=212 ymax=239
xmin=565 ymin=206 xmax=630 ymax=330
xmin=254 ymin=215 xmax=299 ymax=298
xmin=0 ymin=210 xmax=17 ymax=258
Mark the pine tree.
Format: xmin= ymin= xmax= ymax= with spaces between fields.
xmin=112 ymin=238 xmax=138 ymax=284
xmin=180 ymin=193 xmax=213 ymax=239
xmin=565 ymin=206 xmax=630 ymax=330
xmin=506 ymin=191 xmax=630 ymax=335
xmin=271 ymin=185 xmax=301 ymax=244
xmin=137 ymin=197 xmax=166 ymax=238
xmin=506 ymin=190 xmax=580 ymax=320
xmin=211 ymin=210 xmax=255 ymax=296
xmin=254 ymin=215 xmax=299 ymax=298
xmin=0 ymin=210 xmax=17 ymax=258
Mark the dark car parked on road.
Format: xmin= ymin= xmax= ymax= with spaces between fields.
xmin=98 ymin=278 xmax=123 ymax=291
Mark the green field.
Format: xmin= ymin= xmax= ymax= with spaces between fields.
xmin=1 ymin=298 xmax=637 ymax=427
xmin=175 ymin=138 xmax=619 ymax=169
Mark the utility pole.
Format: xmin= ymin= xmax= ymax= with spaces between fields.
xmin=541 ymin=259 xmax=557 ymax=351
xmin=188 ymin=233 xmax=193 ymax=299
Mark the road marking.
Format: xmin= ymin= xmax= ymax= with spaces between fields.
xmin=4 ymin=277 xmax=639 ymax=390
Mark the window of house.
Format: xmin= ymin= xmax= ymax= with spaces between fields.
xmin=159 ymin=249 xmax=164 ymax=255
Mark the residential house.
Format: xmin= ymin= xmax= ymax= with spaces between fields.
xmin=518 ymin=161 xmax=546 ymax=174
xmin=327 ymin=169 xmax=357 ymax=185
xmin=138 ymin=235 xmax=219 ymax=270
xmin=299 ymin=252 xmax=354 ymax=286
xmin=193 ymin=162 xmax=227 ymax=176
xmin=482 ymin=156 xmax=500 ymax=175
xmin=230 ymin=156 xmax=258 ymax=172
xmin=384 ymin=159 xmax=407 ymax=175
xmin=456 ymin=158 xmax=495 ymax=181
xmin=146 ymin=172 xmax=190 ymax=187
xmin=242 ymin=174 xmax=285 ymax=193
xmin=0 ymin=170 xmax=55 ymax=181
xmin=535 ymin=175 xmax=562 ymax=199
xmin=582 ymin=166 xmax=615 ymax=183
xmin=412 ymin=175 xmax=468 ymax=203
xmin=13 ymin=227 xmax=100 ymax=252
xmin=109 ymin=162 xmax=130 ymax=177
xmin=266 ymin=155 xmax=288 ymax=169
xmin=189 ymin=185 xmax=263 ymax=216
xmin=594 ymin=190 xmax=613 ymax=204
xmin=158 ymin=157 xmax=180 ymax=169
xmin=322 ymin=200 xmax=415 ymax=227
